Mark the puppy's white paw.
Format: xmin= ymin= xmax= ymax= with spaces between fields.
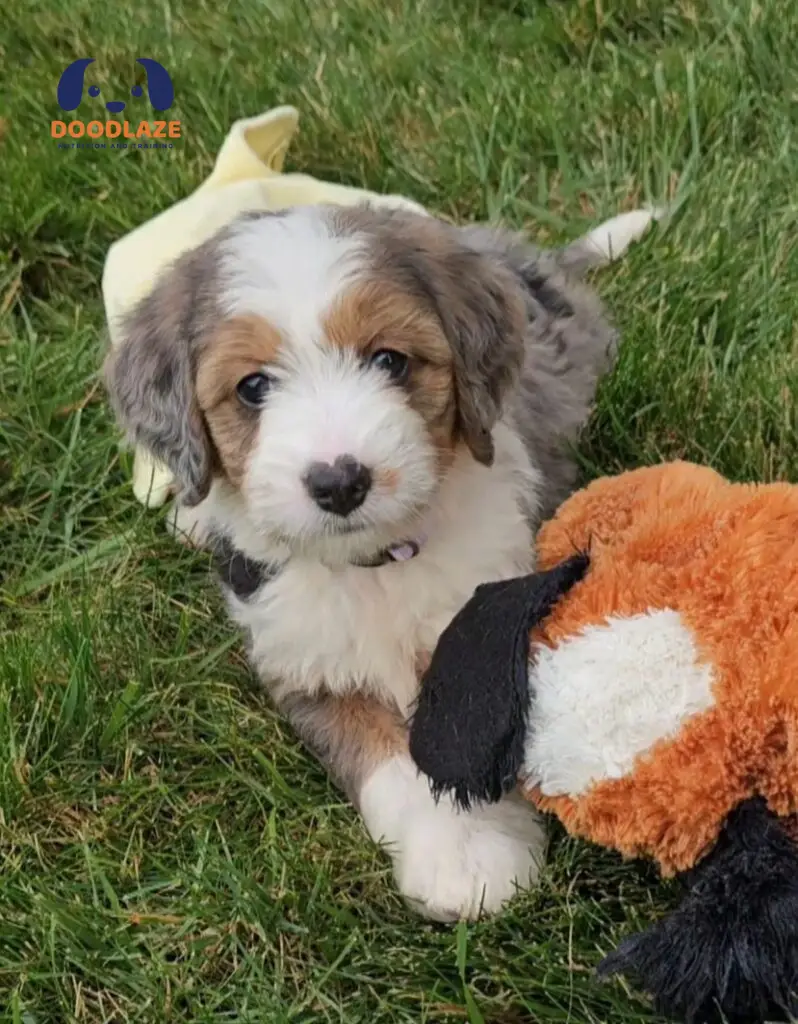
xmin=166 ymin=500 xmax=213 ymax=549
xmin=360 ymin=755 xmax=545 ymax=921
xmin=395 ymin=794 xmax=544 ymax=921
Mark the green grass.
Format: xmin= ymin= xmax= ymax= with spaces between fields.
xmin=2 ymin=0 xmax=798 ymax=1019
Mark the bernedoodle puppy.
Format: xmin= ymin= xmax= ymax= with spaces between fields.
xmin=104 ymin=202 xmax=654 ymax=920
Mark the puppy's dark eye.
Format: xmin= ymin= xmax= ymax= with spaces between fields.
xmin=236 ymin=373 xmax=274 ymax=409
xmin=370 ymin=349 xmax=410 ymax=383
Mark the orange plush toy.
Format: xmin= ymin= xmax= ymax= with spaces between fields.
xmin=410 ymin=461 xmax=798 ymax=1024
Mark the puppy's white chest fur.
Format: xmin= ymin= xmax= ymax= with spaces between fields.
xmin=228 ymin=429 xmax=539 ymax=712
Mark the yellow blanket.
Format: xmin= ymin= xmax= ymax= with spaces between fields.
xmin=102 ymin=105 xmax=426 ymax=507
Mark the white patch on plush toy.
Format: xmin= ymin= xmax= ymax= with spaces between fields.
xmin=524 ymin=609 xmax=715 ymax=797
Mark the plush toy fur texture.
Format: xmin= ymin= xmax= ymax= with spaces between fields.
xmin=527 ymin=461 xmax=798 ymax=875
xmin=599 ymin=798 xmax=798 ymax=1024
xmin=410 ymin=460 xmax=798 ymax=1023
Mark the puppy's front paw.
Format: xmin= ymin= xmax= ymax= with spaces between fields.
xmin=166 ymin=500 xmax=212 ymax=549
xmin=361 ymin=755 xmax=545 ymax=921
xmin=395 ymin=793 xmax=545 ymax=922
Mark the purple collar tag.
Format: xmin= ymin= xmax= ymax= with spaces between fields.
xmin=353 ymin=534 xmax=427 ymax=568
xmin=385 ymin=539 xmax=422 ymax=562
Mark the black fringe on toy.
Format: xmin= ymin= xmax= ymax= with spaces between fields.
xmin=599 ymin=798 xmax=798 ymax=1024
xmin=409 ymin=553 xmax=590 ymax=810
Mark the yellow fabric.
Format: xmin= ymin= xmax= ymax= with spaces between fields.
xmin=102 ymin=105 xmax=426 ymax=507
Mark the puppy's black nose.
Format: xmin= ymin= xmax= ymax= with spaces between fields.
xmin=304 ymin=456 xmax=372 ymax=517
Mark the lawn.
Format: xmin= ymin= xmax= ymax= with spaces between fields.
xmin=2 ymin=0 xmax=798 ymax=1020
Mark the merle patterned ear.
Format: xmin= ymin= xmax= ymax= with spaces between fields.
xmin=409 ymin=553 xmax=589 ymax=809
xmin=103 ymin=242 xmax=219 ymax=507
xmin=438 ymin=251 xmax=527 ymax=467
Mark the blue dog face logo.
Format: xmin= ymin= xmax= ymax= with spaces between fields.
xmin=57 ymin=58 xmax=174 ymax=113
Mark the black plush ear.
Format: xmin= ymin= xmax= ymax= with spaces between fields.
xmin=104 ymin=243 xmax=219 ymax=507
xmin=409 ymin=553 xmax=589 ymax=809
xmin=599 ymin=798 xmax=798 ymax=1024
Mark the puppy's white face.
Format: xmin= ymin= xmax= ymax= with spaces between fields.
xmin=195 ymin=209 xmax=457 ymax=561
xmin=238 ymin=347 xmax=438 ymax=557
xmin=107 ymin=203 xmax=527 ymax=563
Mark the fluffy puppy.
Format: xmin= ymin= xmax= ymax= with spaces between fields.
xmin=104 ymin=203 xmax=653 ymax=921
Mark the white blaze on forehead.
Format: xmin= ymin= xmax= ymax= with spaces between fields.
xmin=524 ymin=609 xmax=716 ymax=798
xmin=220 ymin=208 xmax=367 ymax=343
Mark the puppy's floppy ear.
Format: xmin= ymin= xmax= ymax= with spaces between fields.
xmin=360 ymin=210 xmax=528 ymax=466
xmin=409 ymin=553 xmax=590 ymax=809
xmin=599 ymin=798 xmax=798 ymax=1024
xmin=104 ymin=244 xmax=219 ymax=507
xmin=434 ymin=245 xmax=527 ymax=466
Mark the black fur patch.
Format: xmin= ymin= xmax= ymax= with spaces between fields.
xmin=599 ymin=798 xmax=798 ymax=1024
xmin=210 ymin=534 xmax=277 ymax=599
xmin=409 ymin=553 xmax=590 ymax=809
xmin=209 ymin=535 xmax=418 ymax=598
xmin=520 ymin=265 xmax=576 ymax=318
